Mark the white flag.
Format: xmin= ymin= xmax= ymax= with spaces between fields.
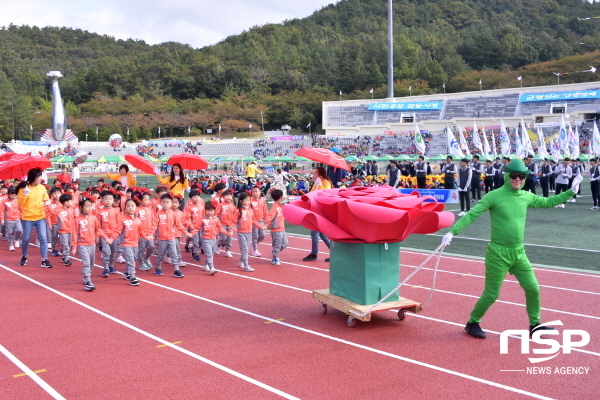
xmin=482 ymin=125 xmax=492 ymax=157
xmin=591 ymin=122 xmax=600 ymax=156
xmin=490 ymin=126 xmax=498 ymax=157
xmin=591 ymin=66 xmax=597 ymax=73
xmin=249 ymin=124 xmax=253 ymax=129
xmin=551 ymin=136 xmax=560 ymax=162
xmin=307 ymin=122 xmax=311 ymax=128
xmin=517 ymin=76 xmax=522 ymax=81
xmin=96 ymin=126 xmax=99 ymax=135
xmin=536 ymin=127 xmax=548 ymax=160
xmin=126 ymin=127 xmax=130 ymax=136
xmin=515 ymin=126 xmax=525 ymax=159
xmin=339 ymin=91 xmax=342 ymax=96
xmin=457 ymin=124 xmax=470 ymax=155
xmin=479 ymin=80 xmax=482 ymax=85
xmin=559 ymin=116 xmax=568 ymax=154
xmin=218 ymin=124 xmax=222 ymax=132
xmin=369 ymin=88 xmax=373 ymax=94
xmin=447 ymin=127 xmax=464 ymax=158
xmin=443 ymin=83 xmax=445 ymax=88
xmin=569 ymin=124 xmax=580 ymax=159
xmin=158 ymin=126 xmax=161 ymax=135
xmin=414 ymin=121 xmax=426 ymax=155
xmin=520 ymin=118 xmax=535 ymax=156
xmin=408 ymin=85 xmax=411 ymax=91
xmin=499 ymin=119 xmax=510 ymax=157
xmin=471 ymin=120 xmax=483 ymax=155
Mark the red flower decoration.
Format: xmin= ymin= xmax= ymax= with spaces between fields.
xmin=283 ymin=186 xmax=454 ymax=244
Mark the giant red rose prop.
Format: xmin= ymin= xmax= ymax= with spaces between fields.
xmin=283 ymin=186 xmax=454 ymax=243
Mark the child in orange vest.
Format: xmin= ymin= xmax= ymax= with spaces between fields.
xmin=264 ymin=189 xmax=288 ymax=265
xmin=46 ymin=186 xmax=62 ymax=257
xmin=71 ymin=197 xmax=110 ymax=291
xmin=120 ymin=198 xmax=154 ymax=286
xmin=53 ymin=193 xmax=75 ymax=266
xmin=136 ymin=192 xmax=155 ymax=271
xmin=199 ymin=202 xmax=231 ymax=275
xmin=0 ymin=187 xmax=22 ymax=252
xmin=184 ymin=190 xmax=205 ymax=261
xmin=171 ymin=195 xmax=188 ymax=268
xmin=249 ymin=186 xmax=268 ymax=257
xmin=96 ymin=190 xmax=123 ymax=276
xmin=151 ymin=194 xmax=192 ymax=277
xmin=236 ymin=192 xmax=264 ymax=272
xmin=215 ymin=190 xmax=236 ymax=257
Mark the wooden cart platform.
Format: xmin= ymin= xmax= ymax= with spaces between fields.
xmin=312 ymin=289 xmax=422 ymax=327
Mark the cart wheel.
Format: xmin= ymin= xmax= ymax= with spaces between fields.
xmin=320 ymin=303 xmax=327 ymax=314
xmin=397 ymin=309 xmax=406 ymax=321
xmin=347 ymin=316 xmax=357 ymax=327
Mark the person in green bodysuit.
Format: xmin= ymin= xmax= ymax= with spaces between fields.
xmin=441 ymin=159 xmax=583 ymax=338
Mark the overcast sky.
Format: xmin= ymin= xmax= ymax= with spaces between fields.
xmin=2 ymin=0 xmax=337 ymax=48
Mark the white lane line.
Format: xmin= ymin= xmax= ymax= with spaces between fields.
xmin=205 ymin=249 xmax=600 ymax=321
xmin=18 ymin=261 xmax=554 ymax=400
xmin=283 ymin=233 xmax=600 ymax=278
xmin=0 ymin=343 xmax=66 ymax=400
xmin=0 ymin=264 xmax=300 ymax=400
xmin=247 ymin=240 xmax=600 ymax=296
xmin=147 ymin=254 xmax=600 ymax=358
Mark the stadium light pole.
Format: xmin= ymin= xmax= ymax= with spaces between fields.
xmin=387 ymin=0 xmax=394 ymax=99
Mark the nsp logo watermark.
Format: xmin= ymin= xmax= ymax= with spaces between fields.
xmin=500 ymin=320 xmax=590 ymax=363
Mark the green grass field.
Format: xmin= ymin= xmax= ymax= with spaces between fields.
xmin=85 ymin=173 xmax=600 ymax=273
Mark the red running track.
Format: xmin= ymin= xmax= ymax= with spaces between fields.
xmin=0 ymin=233 xmax=597 ymax=400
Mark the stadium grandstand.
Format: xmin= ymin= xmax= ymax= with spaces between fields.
xmin=4 ymin=82 xmax=600 ymax=162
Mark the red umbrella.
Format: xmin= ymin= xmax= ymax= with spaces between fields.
xmin=124 ymin=154 xmax=158 ymax=175
xmin=294 ymin=147 xmax=350 ymax=171
xmin=0 ymin=154 xmax=51 ymax=180
xmin=0 ymin=152 xmax=30 ymax=162
xmin=167 ymin=153 xmax=209 ymax=170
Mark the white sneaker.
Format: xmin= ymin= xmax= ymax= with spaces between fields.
xmin=117 ymin=255 xmax=126 ymax=263
xmin=164 ymin=257 xmax=172 ymax=264
xmin=179 ymin=261 xmax=185 ymax=267
xmin=555 ymin=204 xmax=565 ymax=208
xmin=210 ymin=267 xmax=218 ymax=275
xmin=9 ymin=245 xmax=15 ymax=251
xmin=251 ymin=250 xmax=261 ymax=257
xmin=14 ymin=240 xmax=20 ymax=248
xmin=591 ymin=207 xmax=598 ymax=210
xmin=47 ymin=243 xmax=52 ymax=249
xmin=242 ymin=265 xmax=255 ymax=272
xmin=225 ymin=251 xmax=233 ymax=258
xmin=203 ymin=264 xmax=210 ymax=272
xmin=457 ymin=211 xmax=466 ymax=216
xmin=215 ymin=248 xmax=221 ymax=255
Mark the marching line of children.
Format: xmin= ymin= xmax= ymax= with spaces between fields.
xmin=1 ymin=180 xmax=288 ymax=291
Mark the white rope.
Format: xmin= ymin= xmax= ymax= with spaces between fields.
xmin=348 ymin=244 xmax=446 ymax=319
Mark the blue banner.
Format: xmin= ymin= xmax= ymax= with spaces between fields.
xmin=519 ymin=90 xmax=600 ymax=102
xmin=368 ymin=102 xmax=443 ymax=111
xmin=398 ymin=188 xmax=459 ymax=203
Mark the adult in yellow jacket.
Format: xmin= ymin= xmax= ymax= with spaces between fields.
xmin=17 ymin=168 xmax=51 ymax=267
xmin=245 ymin=161 xmax=262 ymax=185
xmin=303 ymin=167 xmax=332 ymax=262
xmin=106 ymin=164 xmax=136 ymax=189
xmin=157 ymin=163 xmax=189 ymax=209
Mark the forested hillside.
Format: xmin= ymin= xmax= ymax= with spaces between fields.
xmin=2 ymin=0 xmax=600 ymax=142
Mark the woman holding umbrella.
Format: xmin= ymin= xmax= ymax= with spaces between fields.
xmin=16 ymin=168 xmax=52 ymax=268
xmin=157 ymin=163 xmax=189 ymax=209
xmin=107 ymin=164 xmax=136 ymax=189
xmin=302 ymin=166 xmax=332 ymax=262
